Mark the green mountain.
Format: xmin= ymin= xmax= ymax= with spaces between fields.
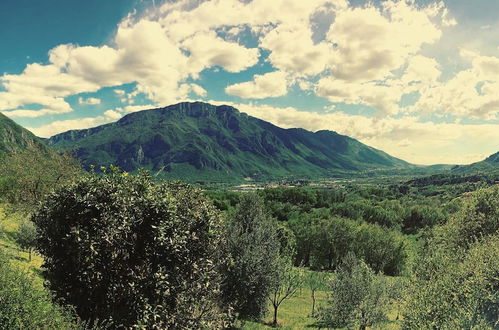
xmin=0 ymin=112 xmax=47 ymax=157
xmin=47 ymin=102 xmax=410 ymax=181
xmin=452 ymin=151 xmax=499 ymax=174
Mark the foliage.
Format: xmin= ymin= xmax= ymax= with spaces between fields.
xmin=0 ymin=251 xmax=78 ymax=329
xmin=15 ymin=220 xmax=37 ymax=261
xmin=0 ymin=150 xmax=81 ymax=211
xmin=305 ymin=270 xmax=328 ymax=317
xmin=403 ymin=186 xmax=499 ymax=329
xmin=289 ymin=213 xmax=408 ymax=275
xmin=220 ymin=193 xmax=283 ymax=321
xmin=32 ymin=169 xmax=227 ymax=328
xmin=319 ymin=254 xmax=389 ymax=330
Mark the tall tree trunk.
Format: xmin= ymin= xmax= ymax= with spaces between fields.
xmin=311 ymin=290 xmax=316 ymax=316
xmin=273 ymin=304 xmax=278 ymax=327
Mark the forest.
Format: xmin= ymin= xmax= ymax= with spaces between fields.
xmin=0 ymin=150 xmax=498 ymax=329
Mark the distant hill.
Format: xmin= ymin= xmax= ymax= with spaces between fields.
xmin=47 ymin=102 xmax=411 ymax=181
xmin=0 ymin=112 xmax=47 ymax=157
xmin=452 ymin=151 xmax=499 ymax=174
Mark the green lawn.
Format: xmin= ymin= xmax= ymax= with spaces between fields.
xmin=0 ymin=205 xmax=43 ymax=279
xmin=240 ymin=287 xmax=326 ymax=329
xmin=240 ymin=273 xmax=404 ymax=330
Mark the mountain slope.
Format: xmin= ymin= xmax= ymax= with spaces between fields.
xmin=0 ymin=112 xmax=47 ymax=157
xmin=47 ymin=102 xmax=410 ymax=181
xmin=452 ymin=151 xmax=499 ymax=174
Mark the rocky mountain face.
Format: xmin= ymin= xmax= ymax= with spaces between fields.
xmin=0 ymin=113 xmax=47 ymax=157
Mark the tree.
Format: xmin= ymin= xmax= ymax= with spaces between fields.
xmin=319 ymin=254 xmax=389 ymax=330
xmin=220 ymin=193 xmax=282 ymax=321
xmin=15 ymin=220 xmax=37 ymax=261
xmin=403 ymin=187 xmax=499 ymax=329
xmin=268 ymin=263 xmax=303 ymax=326
xmin=32 ymin=169 xmax=227 ymax=328
xmin=305 ymin=271 xmax=328 ymax=317
xmin=0 ymin=150 xmax=80 ymax=211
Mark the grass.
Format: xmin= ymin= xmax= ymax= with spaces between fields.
xmin=0 ymin=204 xmax=44 ymax=281
xmin=241 ymin=287 xmax=327 ymax=329
xmin=240 ymin=272 xmax=405 ymax=330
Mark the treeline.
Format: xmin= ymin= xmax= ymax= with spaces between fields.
xmin=207 ymin=185 xmax=454 ymax=275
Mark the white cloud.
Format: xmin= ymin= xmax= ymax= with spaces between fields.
xmin=78 ymin=97 xmax=101 ymax=105
xmin=114 ymin=89 xmax=125 ymax=96
xmin=103 ymin=109 xmax=122 ymax=120
xmin=225 ymin=71 xmax=288 ymax=99
xmin=27 ymin=115 xmax=115 ymax=138
xmin=207 ymin=100 xmax=499 ymax=165
xmin=182 ymin=31 xmax=260 ymax=76
xmin=115 ymin=104 xmax=157 ymax=114
xmin=189 ymin=83 xmax=208 ymax=98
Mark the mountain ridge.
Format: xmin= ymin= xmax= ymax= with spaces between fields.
xmin=47 ymin=102 xmax=411 ymax=181
xmin=0 ymin=112 xmax=48 ymax=157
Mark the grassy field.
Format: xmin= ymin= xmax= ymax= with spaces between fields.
xmin=0 ymin=205 xmax=44 ymax=280
xmin=241 ymin=281 xmax=403 ymax=329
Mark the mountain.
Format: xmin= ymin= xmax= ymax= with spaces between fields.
xmin=452 ymin=151 xmax=499 ymax=174
xmin=0 ymin=112 xmax=47 ymax=157
xmin=47 ymin=102 xmax=410 ymax=181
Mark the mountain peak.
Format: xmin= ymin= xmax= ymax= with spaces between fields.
xmin=47 ymin=102 xmax=410 ymax=181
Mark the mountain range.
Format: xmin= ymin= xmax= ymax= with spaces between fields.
xmin=2 ymin=102 xmax=497 ymax=182
xmin=46 ymin=102 xmax=409 ymax=181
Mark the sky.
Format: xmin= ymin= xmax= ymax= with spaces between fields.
xmin=1 ymin=0 xmax=499 ymax=165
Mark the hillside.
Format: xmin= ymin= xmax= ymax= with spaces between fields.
xmin=0 ymin=112 xmax=47 ymax=157
xmin=47 ymin=102 xmax=410 ymax=181
xmin=452 ymin=151 xmax=499 ymax=174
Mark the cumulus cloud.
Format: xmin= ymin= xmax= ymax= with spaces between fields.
xmin=2 ymin=0 xmax=497 ymax=164
xmin=414 ymin=51 xmax=499 ymax=119
xmin=225 ymin=71 xmax=288 ymax=99
xmin=207 ymin=100 xmax=499 ymax=165
xmin=78 ymin=97 xmax=101 ymax=105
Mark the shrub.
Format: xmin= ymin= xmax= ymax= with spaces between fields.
xmin=319 ymin=254 xmax=389 ymax=330
xmin=32 ymin=169 xmax=227 ymax=328
xmin=0 ymin=252 xmax=77 ymax=329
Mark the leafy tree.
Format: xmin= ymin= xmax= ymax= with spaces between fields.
xmin=15 ymin=220 xmax=37 ymax=261
xmin=353 ymin=223 xmax=407 ymax=275
xmin=0 ymin=150 xmax=80 ymax=211
xmin=220 ymin=193 xmax=282 ymax=321
xmin=268 ymin=263 xmax=303 ymax=326
xmin=305 ymin=271 xmax=328 ymax=316
xmin=319 ymin=254 xmax=389 ymax=330
xmin=403 ymin=187 xmax=499 ymax=329
xmin=310 ymin=216 xmax=354 ymax=270
xmin=32 ymin=169 xmax=227 ymax=328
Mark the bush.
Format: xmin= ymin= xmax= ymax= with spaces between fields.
xmin=0 ymin=252 xmax=77 ymax=329
xmin=32 ymin=169 xmax=227 ymax=328
xmin=403 ymin=187 xmax=499 ymax=329
xmin=319 ymin=254 xmax=389 ymax=330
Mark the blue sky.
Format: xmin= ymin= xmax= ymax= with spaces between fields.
xmin=1 ymin=0 xmax=498 ymax=164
